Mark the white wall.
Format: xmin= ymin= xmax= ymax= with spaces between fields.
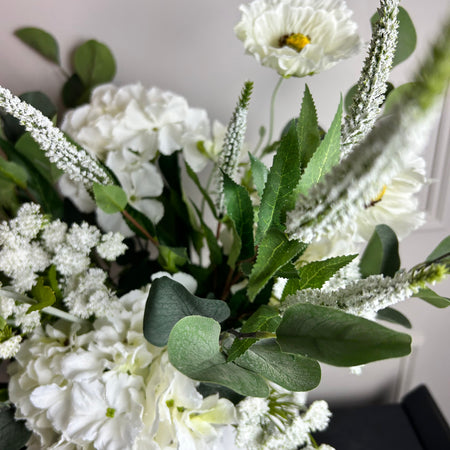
xmin=1 ymin=0 xmax=449 ymax=419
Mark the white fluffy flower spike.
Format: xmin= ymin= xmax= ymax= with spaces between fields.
xmin=235 ymin=0 xmax=362 ymax=77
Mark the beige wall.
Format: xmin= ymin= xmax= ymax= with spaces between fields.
xmin=1 ymin=0 xmax=449 ymax=419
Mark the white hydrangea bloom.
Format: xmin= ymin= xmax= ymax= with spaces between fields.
xmin=8 ymin=287 xmax=237 ymax=450
xmin=96 ymin=232 xmax=127 ymax=261
xmin=0 ymin=334 xmax=22 ymax=359
xmin=235 ymin=0 xmax=362 ymax=77
xmin=302 ymin=400 xmax=332 ymax=432
xmin=41 ymin=220 xmax=68 ymax=252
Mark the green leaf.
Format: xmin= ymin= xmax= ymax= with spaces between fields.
xmin=248 ymin=228 xmax=307 ymax=301
xmin=168 ymin=316 xmax=269 ymax=397
xmin=223 ymin=173 xmax=254 ymax=261
xmin=0 ymin=159 xmax=27 ymax=189
xmin=256 ymin=121 xmax=301 ymax=243
xmin=226 ymin=221 xmax=242 ymax=269
xmin=74 ymin=40 xmax=116 ymax=88
xmin=277 ymin=303 xmax=411 ymax=366
xmin=15 ymin=132 xmax=62 ymax=183
xmin=227 ymin=305 xmax=281 ymax=362
xmin=371 ymin=7 xmax=416 ymax=67
xmin=15 ymin=27 xmax=60 ymax=64
xmin=0 ymin=403 xmax=31 ymax=450
xmin=297 ymin=85 xmax=321 ymax=171
xmin=249 ymin=153 xmax=269 ymax=199
xmin=1 ymin=91 xmax=57 ymax=143
xmin=377 ymin=307 xmax=412 ymax=329
xmin=185 ymin=162 xmax=218 ymax=219
xmin=359 ymin=224 xmax=400 ymax=278
xmin=426 ymin=236 xmax=450 ymax=264
xmin=296 ymin=99 xmax=342 ymax=195
xmin=235 ymin=339 xmax=321 ymax=391
xmin=158 ymin=246 xmax=189 ymax=272
xmin=275 ymin=262 xmax=299 ymax=279
xmin=0 ymin=316 xmax=6 ymax=330
xmin=62 ymin=74 xmax=90 ymax=108
xmin=193 ymin=205 xmax=222 ymax=266
xmin=0 ymin=177 xmax=19 ymax=214
xmin=143 ymin=277 xmax=230 ymax=347
xmin=414 ymin=287 xmax=450 ymax=308
xmin=123 ymin=202 xmax=157 ymax=239
xmin=93 ymin=183 xmax=127 ymax=214
xmin=384 ymin=82 xmax=417 ymax=114
xmin=28 ymin=278 xmax=56 ymax=312
xmin=344 ymin=84 xmax=358 ymax=113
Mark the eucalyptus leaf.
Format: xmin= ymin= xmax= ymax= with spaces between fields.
xmin=227 ymin=305 xmax=281 ymax=362
xmin=143 ymin=277 xmax=230 ymax=347
xmin=359 ymin=224 xmax=400 ymax=278
xmin=297 ymin=84 xmax=321 ymax=171
xmin=0 ymin=403 xmax=31 ymax=450
xmin=256 ymin=121 xmax=301 ymax=243
xmin=74 ymin=40 xmax=116 ymax=88
xmin=277 ymin=303 xmax=411 ymax=366
xmin=296 ymin=99 xmax=342 ymax=195
xmin=414 ymin=287 xmax=450 ymax=308
xmin=93 ymin=183 xmax=127 ymax=214
xmin=249 ymin=153 xmax=269 ymax=199
xmin=223 ymin=173 xmax=254 ymax=260
xmin=15 ymin=27 xmax=60 ymax=64
xmin=0 ymin=159 xmax=28 ymax=189
xmin=235 ymin=339 xmax=321 ymax=391
xmin=376 ymin=307 xmax=412 ymax=329
xmin=426 ymin=235 xmax=450 ymax=263
xmin=168 ymin=316 xmax=269 ymax=397
xmin=248 ymin=228 xmax=307 ymax=301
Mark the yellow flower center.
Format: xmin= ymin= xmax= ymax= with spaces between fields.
xmin=367 ymin=185 xmax=387 ymax=208
xmin=279 ymin=33 xmax=311 ymax=52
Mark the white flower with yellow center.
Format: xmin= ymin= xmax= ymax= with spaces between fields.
xmin=235 ymin=0 xmax=362 ymax=77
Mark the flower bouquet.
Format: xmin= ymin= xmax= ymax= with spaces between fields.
xmin=0 ymin=0 xmax=449 ymax=449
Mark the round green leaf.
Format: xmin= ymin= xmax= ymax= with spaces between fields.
xmin=74 ymin=40 xmax=116 ymax=88
xmin=93 ymin=183 xmax=127 ymax=214
xmin=15 ymin=27 xmax=60 ymax=64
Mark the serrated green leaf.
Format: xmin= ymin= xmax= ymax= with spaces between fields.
xmin=414 ymin=287 xmax=450 ymax=308
xmin=168 ymin=316 xmax=269 ymax=397
xmin=249 ymin=153 xmax=269 ymax=199
xmin=296 ymin=99 xmax=342 ymax=195
xmin=143 ymin=277 xmax=230 ymax=347
xmin=185 ymin=162 xmax=218 ymax=219
xmin=277 ymin=303 xmax=411 ymax=366
xmin=0 ymin=403 xmax=32 ymax=450
xmin=372 ymin=7 xmax=416 ymax=67
xmin=227 ymin=221 xmax=242 ymax=269
xmin=223 ymin=173 xmax=254 ymax=261
xmin=256 ymin=121 xmax=301 ymax=243
xmin=93 ymin=183 xmax=127 ymax=214
xmin=15 ymin=133 xmax=62 ymax=183
xmin=158 ymin=246 xmax=189 ymax=272
xmin=377 ymin=307 xmax=412 ymax=329
xmin=28 ymin=278 xmax=55 ymax=312
xmin=74 ymin=40 xmax=116 ymax=88
xmin=297 ymin=85 xmax=321 ymax=171
xmin=359 ymin=224 xmax=400 ymax=278
xmin=426 ymin=236 xmax=450 ymax=263
xmin=15 ymin=27 xmax=59 ymax=64
xmin=227 ymin=305 xmax=281 ymax=362
xmin=248 ymin=228 xmax=307 ymax=301
xmin=235 ymin=339 xmax=321 ymax=391
xmin=0 ymin=158 xmax=27 ymax=189
xmin=275 ymin=262 xmax=299 ymax=279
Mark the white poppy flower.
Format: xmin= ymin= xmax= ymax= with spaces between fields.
xmin=235 ymin=0 xmax=362 ymax=77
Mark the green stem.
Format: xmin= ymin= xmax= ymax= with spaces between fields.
xmin=262 ymin=76 xmax=284 ymax=155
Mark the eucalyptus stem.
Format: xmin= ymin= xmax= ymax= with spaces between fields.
xmin=41 ymin=306 xmax=86 ymax=324
xmin=262 ymin=76 xmax=284 ymax=154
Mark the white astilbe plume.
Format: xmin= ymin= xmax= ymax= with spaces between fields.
xmin=282 ymin=263 xmax=448 ymax=319
xmin=286 ymin=18 xmax=450 ymax=244
xmin=0 ymin=86 xmax=112 ymax=188
xmin=217 ymin=81 xmax=253 ymax=214
xmin=341 ymin=0 xmax=399 ymax=158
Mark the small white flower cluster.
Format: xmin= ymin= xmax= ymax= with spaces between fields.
xmin=341 ymin=0 xmax=399 ymax=157
xmin=8 ymin=287 xmax=236 ymax=450
xmin=235 ymin=386 xmax=332 ymax=450
xmin=0 ymin=203 xmax=126 ymax=319
xmin=0 ymin=86 xmax=111 ymax=187
xmin=235 ymin=0 xmax=362 ymax=77
xmin=60 ymin=83 xmax=223 ymax=235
